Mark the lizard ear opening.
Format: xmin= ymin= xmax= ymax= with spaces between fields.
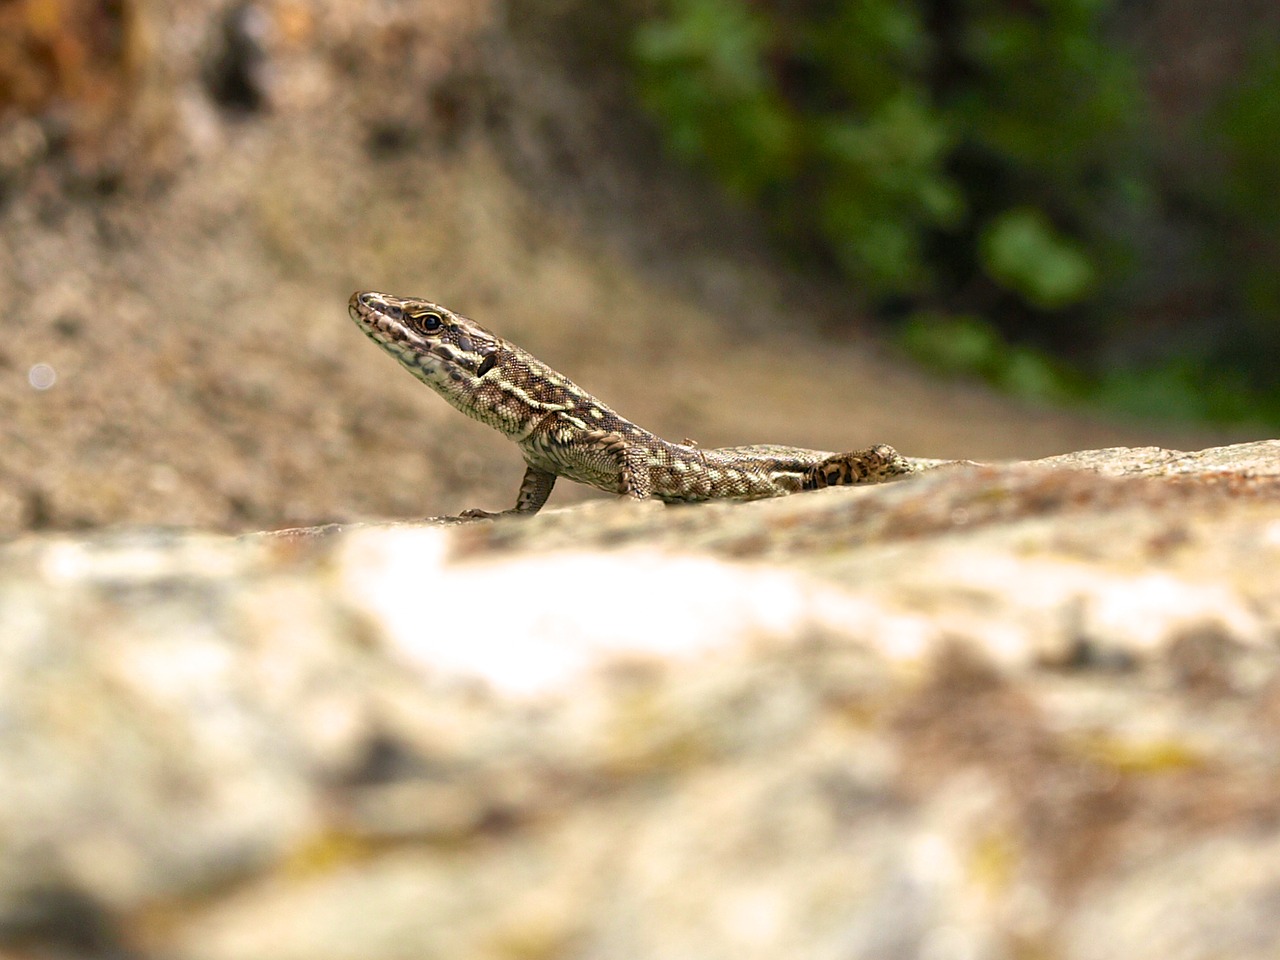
xmin=476 ymin=353 xmax=497 ymax=377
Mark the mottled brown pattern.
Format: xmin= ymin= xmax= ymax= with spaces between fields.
xmin=349 ymin=291 xmax=914 ymax=516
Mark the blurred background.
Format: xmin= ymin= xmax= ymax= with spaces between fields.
xmin=0 ymin=0 xmax=1275 ymax=535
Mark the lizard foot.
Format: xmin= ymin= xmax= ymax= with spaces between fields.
xmin=805 ymin=444 xmax=914 ymax=489
xmin=458 ymin=508 xmax=504 ymax=521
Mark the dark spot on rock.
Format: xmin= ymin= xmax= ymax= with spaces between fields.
xmin=203 ymin=2 xmax=269 ymax=115
xmin=23 ymin=488 xmax=52 ymax=530
xmin=338 ymin=731 xmax=428 ymax=787
xmin=476 ymin=803 xmax=521 ymax=836
xmin=1166 ymin=624 xmax=1236 ymax=698
xmin=365 ymin=122 xmax=419 ymax=158
xmin=427 ymin=79 xmax=472 ymax=148
xmin=1060 ymin=635 xmax=1138 ymax=673
xmin=0 ymin=886 xmax=120 ymax=953
xmin=227 ymin=495 xmax=255 ymax=522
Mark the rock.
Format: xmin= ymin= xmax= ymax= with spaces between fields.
xmin=2 ymin=441 xmax=1280 ymax=959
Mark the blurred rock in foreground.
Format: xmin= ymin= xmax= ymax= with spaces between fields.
xmin=3 ymin=441 xmax=1280 ymax=960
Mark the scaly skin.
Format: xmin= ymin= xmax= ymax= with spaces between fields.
xmin=349 ymin=290 xmax=914 ymax=516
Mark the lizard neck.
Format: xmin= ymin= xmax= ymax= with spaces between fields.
xmin=449 ymin=344 xmax=631 ymax=442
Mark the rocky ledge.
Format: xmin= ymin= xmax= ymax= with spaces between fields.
xmin=2 ymin=440 xmax=1279 ymax=959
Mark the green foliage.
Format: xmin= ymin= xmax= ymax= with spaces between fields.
xmin=956 ymin=0 xmax=1141 ymax=179
xmin=632 ymin=0 xmax=794 ymax=199
xmin=1090 ymin=361 xmax=1266 ymax=426
xmin=980 ymin=208 xmax=1095 ymax=310
xmin=900 ymin=314 xmax=1280 ymax=427
xmin=1214 ymin=47 xmax=1280 ymax=228
xmin=633 ymin=0 xmax=1280 ymax=426
xmin=816 ymin=95 xmax=963 ymax=290
xmin=634 ymin=0 xmax=1140 ymax=304
xmin=1209 ymin=46 xmax=1280 ymax=336
xmin=899 ymin=313 xmax=1080 ymax=403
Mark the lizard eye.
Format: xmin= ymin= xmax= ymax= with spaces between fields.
xmin=421 ymin=313 xmax=443 ymax=332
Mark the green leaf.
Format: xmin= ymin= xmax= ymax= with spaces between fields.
xmin=980 ymin=208 xmax=1096 ymax=309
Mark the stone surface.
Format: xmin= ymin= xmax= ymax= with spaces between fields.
xmin=2 ymin=441 xmax=1279 ymax=959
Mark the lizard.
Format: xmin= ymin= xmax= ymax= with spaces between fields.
xmin=348 ymin=290 xmax=917 ymax=518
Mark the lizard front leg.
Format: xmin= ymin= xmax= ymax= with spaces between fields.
xmin=460 ymin=464 xmax=557 ymax=520
xmin=578 ymin=429 xmax=655 ymax=501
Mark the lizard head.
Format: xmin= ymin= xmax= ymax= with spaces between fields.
xmin=348 ymin=291 xmax=503 ymax=392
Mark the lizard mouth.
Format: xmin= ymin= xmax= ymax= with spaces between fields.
xmin=349 ymin=291 xmax=410 ymax=348
xmin=348 ymin=290 xmax=384 ymax=329
xmin=348 ymin=291 xmax=377 ymax=329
